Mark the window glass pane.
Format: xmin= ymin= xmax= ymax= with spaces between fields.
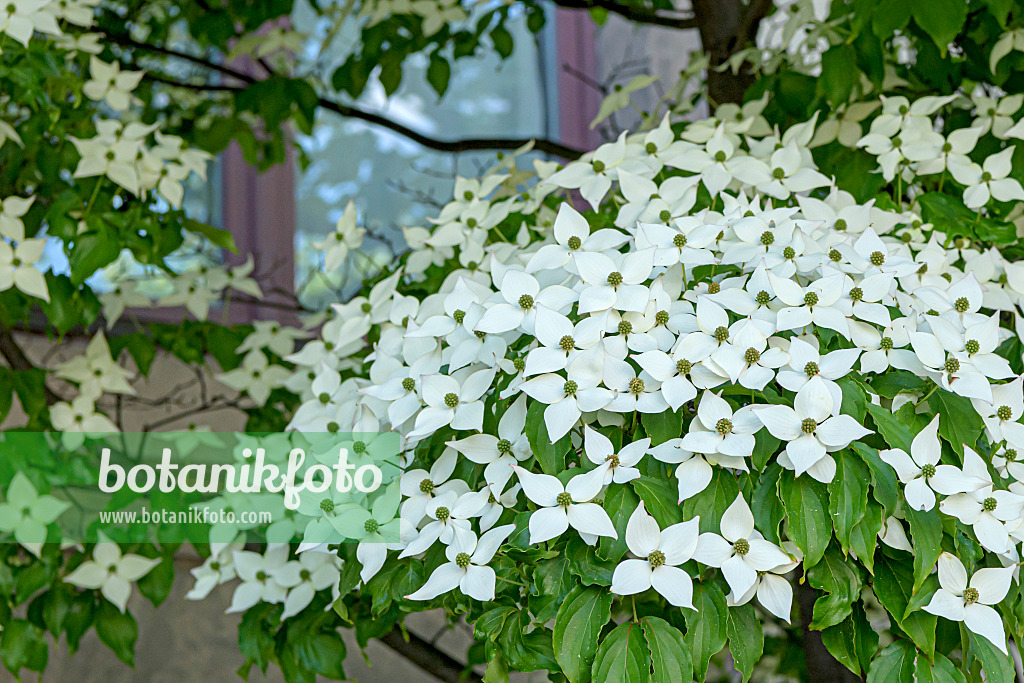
xmin=292 ymin=1 xmax=557 ymax=307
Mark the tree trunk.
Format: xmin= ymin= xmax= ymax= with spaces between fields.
xmin=690 ymin=0 xmax=772 ymax=105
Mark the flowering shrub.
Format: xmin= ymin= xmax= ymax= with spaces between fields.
xmin=6 ymin=0 xmax=1024 ymax=681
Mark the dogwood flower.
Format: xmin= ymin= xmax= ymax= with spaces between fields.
xmin=950 ymin=148 xmax=1024 ymax=208
xmin=408 ymin=367 xmax=495 ymax=438
xmin=610 ymin=502 xmax=700 ymax=608
xmin=727 ymin=542 xmax=800 ymax=622
xmin=924 ymin=552 xmax=1015 ymax=654
xmin=755 ymin=378 xmax=871 ymax=482
xmin=446 ymin=395 xmax=531 ymax=493
xmin=399 ymin=489 xmax=488 ymax=557
xmin=693 ymin=494 xmax=791 ymax=598
xmin=518 ymin=348 xmax=612 ymax=440
xmin=940 ymin=447 xmax=1024 ymax=553
xmin=775 ymin=338 xmax=859 ymax=414
xmin=513 ymin=466 xmax=617 ymax=544
xmin=405 ymin=525 xmax=515 ymax=601
xmin=0 ymin=473 xmax=70 ymax=556
xmin=0 ymin=238 xmax=48 ymax=301
xmin=227 ymin=545 xmax=289 ymax=613
xmin=475 ymin=270 xmax=576 ymax=335
xmin=313 ymin=201 xmax=365 ymax=271
xmin=217 ymin=350 xmax=291 ymax=405
xmin=879 ymin=415 xmax=984 ymax=511
xmin=276 ymin=552 xmax=341 ymax=619
xmin=680 ymin=390 xmax=762 ymax=458
xmin=65 ymin=534 xmax=160 ymax=612
xmin=526 ymin=204 xmax=629 ymax=273
xmin=83 ymin=57 xmax=142 ymax=110
xmin=582 ymin=426 xmax=647 ymax=485
xmin=573 ymin=249 xmax=655 ymax=314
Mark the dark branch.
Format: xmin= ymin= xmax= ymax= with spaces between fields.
xmin=548 ymin=0 xmax=699 ymax=30
xmin=99 ymin=29 xmax=585 ymax=159
xmin=379 ymin=627 xmax=482 ymax=683
xmin=0 ymin=324 xmax=63 ymax=406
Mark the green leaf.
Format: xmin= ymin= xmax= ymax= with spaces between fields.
xmin=642 ymin=410 xmax=683 ymax=446
xmin=183 ymin=218 xmax=238 ymax=253
xmin=968 ymin=629 xmax=1015 ymax=683
xmin=683 ymin=469 xmax=739 ymax=534
xmin=630 ymin=477 xmax=682 ymax=528
xmin=426 ymin=52 xmax=451 ymax=97
xmin=830 ymin=449 xmax=870 ymax=555
xmin=904 ymin=506 xmax=942 ymax=595
xmin=599 ymin=481 xmax=639 ymax=563
xmin=837 ymin=376 xmax=868 ymax=422
xmin=725 ymin=603 xmax=763 ymax=682
xmin=916 ymin=652 xmax=967 ymax=683
xmin=821 ymin=601 xmax=879 ymax=676
xmin=752 ymin=463 xmax=785 ymax=545
xmin=0 ymin=619 xmax=47 ymax=675
xmin=850 ymin=500 xmax=885 ymax=574
xmin=873 ymin=554 xmax=937 ymax=657
xmin=808 ymin=547 xmax=863 ymax=630
xmin=752 ymin=430 xmax=780 ymax=472
xmin=490 ymin=24 xmax=514 ymax=59
xmin=592 ymin=622 xmax=650 ymax=682
xmin=931 ymin=389 xmax=983 ymax=456
xmin=780 ymin=473 xmax=831 ymax=568
xmin=866 ymin=403 xmax=915 ymax=453
xmin=553 ymin=586 xmax=614 ymax=683
xmin=852 ymin=442 xmax=900 ymax=516
xmin=526 ymin=401 xmax=571 ymax=475
xmin=818 ymin=44 xmax=859 ymax=106
xmin=866 ymin=641 xmax=915 ymax=683
xmin=642 ymin=617 xmax=690 ymax=683
xmin=918 ymin=192 xmax=1016 ymax=243
xmin=911 ymin=0 xmax=967 ymax=52
xmin=94 ymin=601 xmax=137 ymax=666
xmin=868 ymin=371 xmax=928 ymax=399
xmin=684 ymin=581 xmax=728 ymax=682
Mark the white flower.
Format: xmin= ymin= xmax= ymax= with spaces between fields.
xmin=879 ymin=415 xmax=984 ymax=511
xmin=680 ymin=390 xmax=762 ymax=459
xmin=186 ymin=546 xmax=240 ymax=600
xmin=513 ymin=465 xmax=617 ymax=545
xmin=405 ymin=524 xmax=515 ymax=601
xmin=693 ymin=494 xmax=791 ymax=598
xmin=949 ymin=148 xmax=1024 ymax=208
xmin=276 ymin=552 xmax=341 ymax=619
xmin=972 ymin=375 xmax=1024 ymax=445
xmin=518 ymin=348 xmax=612 ymax=441
xmin=227 ymin=544 xmax=289 ymax=613
xmin=940 ymin=447 xmax=1024 ymax=553
xmin=313 ymin=201 xmax=365 ymax=271
xmin=728 ymin=542 xmax=800 ymax=622
xmin=755 ymin=377 xmax=871 ymax=483
xmin=0 ymin=473 xmax=69 ymax=557
xmin=776 ymin=337 xmax=860 ymax=413
xmin=475 ymin=270 xmax=576 ymax=335
xmin=408 ymin=367 xmax=495 ymax=439
xmin=65 ymin=534 xmax=160 ymax=612
xmin=399 ymin=489 xmax=488 ymax=557
xmin=526 ymin=204 xmax=628 ymax=273
xmin=0 ymin=238 xmax=48 ymax=301
xmin=54 ymin=332 xmax=134 ymax=398
xmin=82 ymin=57 xmax=143 ymax=111
xmin=705 ymin=319 xmax=788 ymax=390
xmin=547 ymin=133 xmax=635 ymax=208
xmin=923 ymin=552 xmax=1015 ymax=654
xmin=399 ymin=448 xmax=468 ymax=525
xmin=610 ymin=501 xmax=700 ymax=608
xmin=446 ymin=394 xmax=531 ymax=494
xmin=523 ymin=306 xmax=602 ymax=377
xmin=573 ymin=249 xmax=655 ymax=314
xmin=583 ymin=426 xmax=647 ymax=485
xmin=770 ymin=272 xmax=851 ymax=337
xmin=217 ymin=350 xmax=291 ymax=406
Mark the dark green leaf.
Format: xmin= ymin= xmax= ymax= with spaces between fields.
xmin=684 ymin=581 xmax=728 ymax=682
xmin=94 ymin=601 xmax=137 ymax=666
xmin=526 ymin=401 xmax=571 ymax=475
xmin=642 ymin=616 xmax=691 ymax=683
xmin=726 ymin=603 xmax=763 ymax=682
xmin=821 ymin=601 xmax=879 ymax=676
xmin=592 ymin=622 xmax=650 ymax=682
xmin=553 ymin=586 xmax=614 ymax=683
xmin=830 ymin=449 xmax=870 ymax=555
xmin=780 ymin=473 xmax=831 ymax=568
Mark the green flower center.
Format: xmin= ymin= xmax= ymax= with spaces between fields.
xmin=673 ymin=234 xmax=687 ymax=248
xmin=435 ymin=506 xmax=451 ymax=521
xmin=629 ymin=378 xmax=645 ymax=394
xmin=870 ymin=251 xmax=885 ymax=266
xmin=716 ymin=418 xmax=733 ymax=435
xmin=456 ymin=552 xmax=472 ymax=568
xmin=513 ymin=358 xmax=526 ymax=372
xmin=402 ymin=378 xmax=416 ymax=392
xmin=804 ymin=292 xmax=818 ymax=307
xmin=834 ymin=219 xmax=847 ymax=231
xmin=497 ymin=438 xmax=512 ymax=454
xmin=646 ymin=142 xmax=658 ymax=154
xmin=592 ymin=160 xmax=606 ymax=173
xmin=453 ymin=309 xmax=466 ymax=324
xmin=849 ymin=287 xmax=863 ymax=302
xmin=998 ymin=405 xmax=1013 ymax=420
xmin=319 ymin=498 xmax=335 ymax=514
xmin=648 ymin=550 xmax=666 ymax=568
xmin=564 ymin=380 xmax=578 ymax=396
xmin=444 ymin=393 xmax=460 ymax=408
xmin=880 ymin=336 xmax=894 ymax=351
xmin=772 ymin=167 xmax=785 ymax=179
xmin=567 ymin=236 xmax=582 ymax=250
xmin=676 ymin=359 xmax=692 ymax=375
xmin=618 ymin=321 xmax=633 ymax=335
xmin=760 ymin=231 xmax=774 ymax=246
xmin=519 ymin=294 xmax=535 ymax=309
xmin=983 ymin=497 xmax=998 ymax=512
xmin=734 ymin=538 xmax=750 ymax=555
xmin=558 ymin=335 xmax=575 ymax=352
xmin=965 ymin=340 xmax=980 ymax=355
xmin=419 ymin=479 xmax=435 ymax=494
xmin=801 ymin=418 xmax=817 ymax=434
xmin=352 ymin=441 xmax=366 ymax=453
xmin=607 ymin=271 xmax=623 ymax=286
xmin=708 ymin=281 xmax=721 ymax=294
xmin=982 ymin=171 xmax=992 ymax=182
xmin=713 ymin=326 xmax=729 ymax=342
xmin=744 ymin=347 xmax=761 ymax=364
xmin=256 ymin=571 xmax=267 ymax=581
xmin=964 ymin=587 xmax=980 ymax=604
xmin=655 ymin=310 xmax=670 ymax=325
xmin=954 ymin=297 xmax=970 ymax=313
xmin=944 ymin=358 xmax=960 ymax=373
xmin=365 ymin=518 xmax=379 ymax=534
xmin=804 ymin=362 xmax=819 ymax=377
xmin=828 ymin=248 xmax=842 ymax=262
xmin=755 ymin=290 xmax=771 ymax=306
xmin=660 ymin=210 xmax=672 ymax=222
xmin=361 ymin=302 xmax=372 ymax=313
xmin=783 ymin=246 xmax=796 ymax=259
xmin=714 ymin=151 xmax=727 ymax=162
xmin=1006 ymin=449 xmax=1018 ymax=462
xmin=467 ymin=218 xmax=477 ymax=228
xmin=921 ymin=463 xmax=937 ymax=478
xmin=556 ymin=492 xmax=573 ymax=507
xmin=319 ymin=392 xmax=331 ymax=404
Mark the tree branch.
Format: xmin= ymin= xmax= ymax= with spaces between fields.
xmin=99 ymin=29 xmax=585 ymax=159
xmin=379 ymin=627 xmax=482 ymax=683
xmin=0 ymin=323 xmax=63 ymax=406
xmin=549 ymin=0 xmax=699 ymax=30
